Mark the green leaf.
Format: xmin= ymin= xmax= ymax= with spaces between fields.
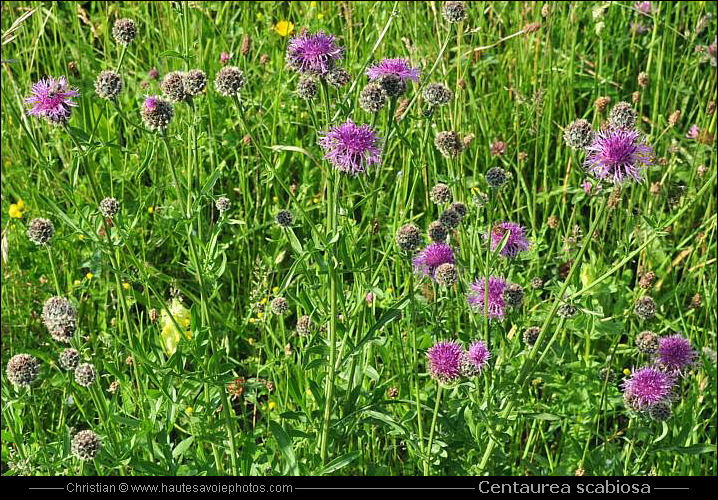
xmin=269 ymin=421 xmax=299 ymax=475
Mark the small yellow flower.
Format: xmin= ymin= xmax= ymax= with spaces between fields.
xmin=249 ymin=318 xmax=256 ymax=324
xmin=85 ymin=272 xmax=93 ymax=280
xmin=257 ymin=311 xmax=264 ymax=319
xmin=272 ymin=195 xmax=279 ymax=203
xmin=310 ymin=1 xmax=317 ymax=7
xmin=259 ymin=297 xmax=268 ymax=305
xmin=185 ymin=406 xmax=193 ymax=415
xmin=122 ymin=282 xmax=131 ymax=290
xmin=8 ymin=199 xmax=25 ymax=219
xmin=272 ymin=286 xmax=279 ymax=294
xmin=256 ymin=12 xmax=264 ymax=21
xmin=148 ymin=206 xmax=154 ymax=214
xmin=623 ymin=368 xmax=631 ymax=376
xmin=248 ymin=337 xmax=256 ymax=345
xmin=268 ymin=401 xmax=277 ymax=411
xmin=16 ymin=199 xmax=25 ymax=210
xmin=78 ymin=234 xmax=85 ymax=241
xmin=73 ymin=280 xmax=81 ymax=286
xmin=274 ymin=20 xmax=294 ymax=37
xmin=317 ymin=13 xmax=324 ymax=20
xmin=313 ymin=197 xmax=319 ymax=204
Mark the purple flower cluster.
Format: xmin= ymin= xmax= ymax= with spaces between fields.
xmin=467 ymin=276 xmax=507 ymax=320
xmin=622 ymin=366 xmax=673 ymax=410
xmin=25 ymin=76 xmax=79 ymax=124
xmin=585 ymin=128 xmax=654 ymax=184
xmin=286 ymin=30 xmax=344 ymax=76
xmin=485 ymin=222 xmax=530 ymax=258
xmin=318 ymin=119 xmax=382 ymax=175
xmin=656 ymin=335 xmax=697 ymax=374
xmin=366 ymin=58 xmax=420 ymax=82
xmin=412 ymin=242 xmax=454 ymax=279
xmin=427 ymin=339 xmax=490 ymax=383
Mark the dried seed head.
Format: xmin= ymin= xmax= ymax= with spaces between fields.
xmin=442 ymin=1 xmax=468 ymax=23
xmin=27 ymin=217 xmax=54 ymax=246
xmin=523 ymin=327 xmax=540 ymax=346
xmin=557 ymin=303 xmax=577 ymax=318
xmin=325 ymin=67 xmax=351 ymax=88
xmin=215 ymin=196 xmax=231 ymax=213
xmin=71 ymin=430 xmax=101 ymax=460
xmin=634 ymin=296 xmax=656 ymax=321
xmin=563 ymin=119 xmax=594 ymax=149
xmin=6 ymin=354 xmax=39 ymax=387
xmin=434 ymin=263 xmax=459 ymax=287
xmin=485 ymin=167 xmax=508 ymax=188
xmin=296 ymin=76 xmax=319 ymax=100
xmin=377 ymin=73 xmax=406 ymax=97
xmin=422 ymin=83 xmax=453 ymax=106
xmin=637 ymin=71 xmax=649 ymax=88
xmin=275 ymin=210 xmax=293 ymax=227
xmin=396 ymin=223 xmax=422 ymax=251
xmin=635 ymin=330 xmax=659 ymax=355
xmin=359 ymin=83 xmax=387 ymax=113
xmin=502 ymin=283 xmax=524 ymax=308
xmin=449 ymin=201 xmax=467 ymax=219
xmin=184 ymin=69 xmax=208 ymax=97
xmin=296 ymin=315 xmax=313 ymax=336
xmin=161 ymin=71 xmax=190 ymax=102
xmin=530 ymin=277 xmax=544 ymax=289
xmin=434 ymin=131 xmax=463 ymax=158
xmin=270 ymin=297 xmax=289 ymax=315
xmin=74 ymin=363 xmax=96 ymax=387
xmin=668 ymin=109 xmax=681 ymax=127
xmin=439 ymin=208 xmax=461 ymax=230
xmin=638 ymin=271 xmax=655 ymax=289
xmin=99 ymin=197 xmax=120 ymax=218
xmin=428 ymin=221 xmax=448 ymax=242
xmin=214 ymin=66 xmax=246 ymax=97
xmin=112 ymin=18 xmax=137 ymax=46
xmin=42 ymin=296 xmax=77 ymax=343
xmin=59 ymin=348 xmax=80 ymax=371
xmin=430 ymin=183 xmax=452 ymax=204
xmin=608 ymin=101 xmax=638 ymax=129
xmin=595 ymin=96 xmax=611 ymax=113
xmin=94 ymin=70 xmax=124 ymax=100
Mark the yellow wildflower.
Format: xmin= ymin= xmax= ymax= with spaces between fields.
xmin=249 ymin=318 xmax=256 ymax=324
xmin=160 ymin=298 xmax=192 ymax=356
xmin=85 ymin=272 xmax=93 ymax=280
xmin=185 ymin=406 xmax=193 ymax=415
xmin=8 ymin=198 xmax=25 ymax=219
xmin=122 ymin=282 xmax=131 ymax=290
xmin=623 ymin=368 xmax=631 ymax=376
xmin=268 ymin=401 xmax=277 ymax=411
xmin=272 ymin=286 xmax=279 ymax=294
xmin=274 ymin=20 xmax=294 ymax=37
xmin=259 ymin=297 xmax=268 ymax=305
xmin=148 ymin=206 xmax=154 ymax=214
xmin=317 ymin=13 xmax=324 ymax=20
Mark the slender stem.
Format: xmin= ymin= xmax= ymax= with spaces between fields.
xmin=46 ymin=246 xmax=62 ymax=295
xmin=425 ymin=383 xmax=443 ymax=475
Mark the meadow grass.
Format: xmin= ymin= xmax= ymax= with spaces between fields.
xmin=1 ymin=1 xmax=716 ymax=476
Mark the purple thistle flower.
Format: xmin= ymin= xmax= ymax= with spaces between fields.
xmin=622 ymin=366 xmax=674 ymax=410
xmin=412 ymin=242 xmax=454 ymax=279
xmin=144 ymin=94 xmax=157 ymax=111
xmin=656 ymin=335 xmax=697 ymax=374
xmin=366 ymin=58 xmax=421 ymax=82
xmin=634 ymin=1 xmax=654 ymax=15
xmin=286 ymin=30 xmax=344 ymax=76
xmin=686 ymin=125 xmax=700 ymax=139
xmin=427 ymin=340 xmax=463 ymax=383
xmin=465 ymin=341 xmax=491 ymax=373
xmin=24 ymin=76 xmax=79 ymax=124
xmin=484 ymin=222 xmax=530 ymax=258
xmin=318 ymin=119 xmax=382 ymax=175
xmin=467 ymin=276 xmax=507 ymax=320
xmin=585 ymin=128 xmax=654 ymax=184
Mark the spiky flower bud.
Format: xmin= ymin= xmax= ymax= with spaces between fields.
xmin=326 ymin=67 xmax=351 ymax=88
xmin=563 ymin=119 xmax=594 ymax=149
xmin=161 ymin=71 xmax=190 ymax=102
xmin=439 ymin=208 xmax=461 ymax=230
xmin=485 ymin=167 xmax=508 ymax=188
xmin=141 ymin=95 xmax=174 ymax=132
xmin=215 ymin=196 xmax=231 ymax=213
xmin=530 ymin=277 xmax=544 ymax=289
xmin=42 ymin=296 xmax=77 ymax=343
xmin=434 ymin=131 xmax=463 ymax=158
xmin=428 ymin=221 xmax=448 ymax=242
xmin=112 ymin=18 xmax=137 ymax=46
xmin=27 ymin=217 xmax=54 ymax=246
xmin=377 ymin=74 xmax=406 ymax=97
xmin=296 ymin=76 xmax=318 ymax=100
xmin=275 ymin=210 xmax=293 ymax=227
xmin=608 ymin=101 xmax=638 ymax=130
xmin=442 ymin=1 xmax=468 ymax=23
xmin=99 ymin=197 xmax=120 ymax=218
xmin=648 ymin=401 xmax=672 ymax=421
xmin=634 ymin=296 xmax=656 ymax=321
xmin=94 ymin=70 xmax=124 ymax=100
xmin=423 ymin=83 xmax=453 ymax=106
xmin=6 ymin=354 xmax=39 ymax=387
xmin=74 ymin=363 xmax=96 ymax=387
xmin=430 ymin=183 xmax=452 ymax=204
xmin=557 ymin=303 xmax=577 ymax=318
xmin=359 ymin=83 xmax=387 ymax=113
xmin=523 ymin=327 xmax=540 ymax=346
xmin=184 ymin=69 xmax=207 ymax=97
xmin=71 ymin=430 xmax=102 ymax=461
xmin=638 ymin=271 xmax=655 ymax=289
xmin=449 ymin=201 xmax=467 ymax=219
xmin=396 ymin=223 xmax=422 ymax=251
xmin=637 ymin=71 xmax=649 ymax=88
xmin=296 ymin=315 xmax=313 ymax=336
xmin=214 ymin=66 xmax=246 ymax=97
xmin=635 ymin=330 xmax=659 ymax=355
xmin=502 ymin=283 xmax=524 ymax=308
xmin=434 ymin=263 xmax=459 ymax=287
xmin=59 ymin=348 xmax=80 ymax=371
xmin=270 ymin=297 xmax=288 ymax=315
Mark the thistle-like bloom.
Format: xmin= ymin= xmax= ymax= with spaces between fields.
xmin=442 ymin=1 xmax=468 ymax=23
xmin=359 ymin=83 xmax=387 ymax=113
xmin=214 ymin=66 xmax=246 ymax=97
xmin=215 ymin=196 xmax=231 ymax=213
xmin=161 ymin=71 xmax=190 ymax=102
xmin=270 ymin=297 xmax=288 ymax=315
xmin=427 ymin=340 xmax=463 ymax=383
xmin=71 ymin=430 xmax=102 ymax=461
xmin=434 ymin=262 xmax=459 ymax=287
xmin=428 ymin=221 xmax=448 ymax=242
xmin=563 ymin=119 xmax=594 ymax=150
xmin=318 ymin=119 xmax=382 ymax=175
xmin=74 ymin=362 xmax=96 ymax=387
xmin=296 ymin=76 xmax=319 ymax=100
xmin=635 ymin=330 xmax=659 ymax=355
xmin=25 ymin=76 xmax=79 ymax=124
xmin=366 ymin=58 xmax=420 ymax=83
xmin=396 ymin=223 xmax=422 ymax=251
xmin=296 ymin=315 xmax=314 ymax=336
xmin=412 ymin=242 xmax=454 ymax=279
xmin=461 ymin=340 xmax=491 ymax=376
xmin=423 ymin=83 xmax=453 ymax=107
xmin=140 ymin=95 xmax=174 ymax=132
xmin=467 ymin=276 xmax=507 ymax=320
xmin=485 ymin=222 xmax=529 ymax=258
xmin=634 ymin=295 xmax=656 ymax=320
xmin=622 ymin=366 xmax=673 ymax=410
xmin=286 ymin=30 xmax=344 ymax=76
xmin=99 ymin=197 xmax=120 ymax=218
xmin=585 ymin=128 xmax=653 ymax=184
xmin=275 ymin=210 xmax=293 ymax=227
xmin=656 ymin=335 xmax=697 ymax=374
xmin=430 ymin=183 xmax=452 ymax=204
xmin=27 ymin=217 xmax=54 ymax=246
xmin=435 ymin=131 xmax=463 ymax=158
xmin=184 ymin=69 xmax=208 ymax=97
xmin=112 ymin=18 xmax=137 ymax=46
xmin=42 ymin=296 xmax=77 ymax=343
xmin=6 ymin=354 xmax=39 ymax=387
xmin=59 ymin=348 xmax=80 ymax=371
xmin=608 ymin=101 xmax=638 ymax=130
xmin=94 ymin=70 xmax=124 ymax=101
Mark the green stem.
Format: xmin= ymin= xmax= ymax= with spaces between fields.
xmin=425 ymin=383 xmax=443 ymax=475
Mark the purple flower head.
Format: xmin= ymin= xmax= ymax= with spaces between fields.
xmin=366 ymin=58 xmax=420 ymax=82
xmin=466 ymin=341 xmax=491 ymax=373
xmin=484 ymin=222 xmax=530 ymax=258
xmin=622 ymin=366 xmax=674 ymax=409
xmin=412 ymin=242 xmax=454 ymax=279
xmin=634 ymin=1 xmax=654 ymax=15
xmin=585 ymin=128 xmax=654 ymax=184
xmin=25 ymin=76 xmax=79 ymax=124
xmin=467 ymin=276 xmax=507 ymax=320
xmin=286 ymin=30 xmax=344 ymax=76
xmin=686 ymin=125 xmax=700 ymax=139
xmin=657 ymin=335 xmax=697 ymax=374
xmin=220 ymin=52 xmax=232 ymax=64
xmin=318 ymin=119 xmax=382 ymax=175
xmin=427 ymin=341 xmax=463 ymax=383
xmin=144 ymin=94 xmax=158 ymax=111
